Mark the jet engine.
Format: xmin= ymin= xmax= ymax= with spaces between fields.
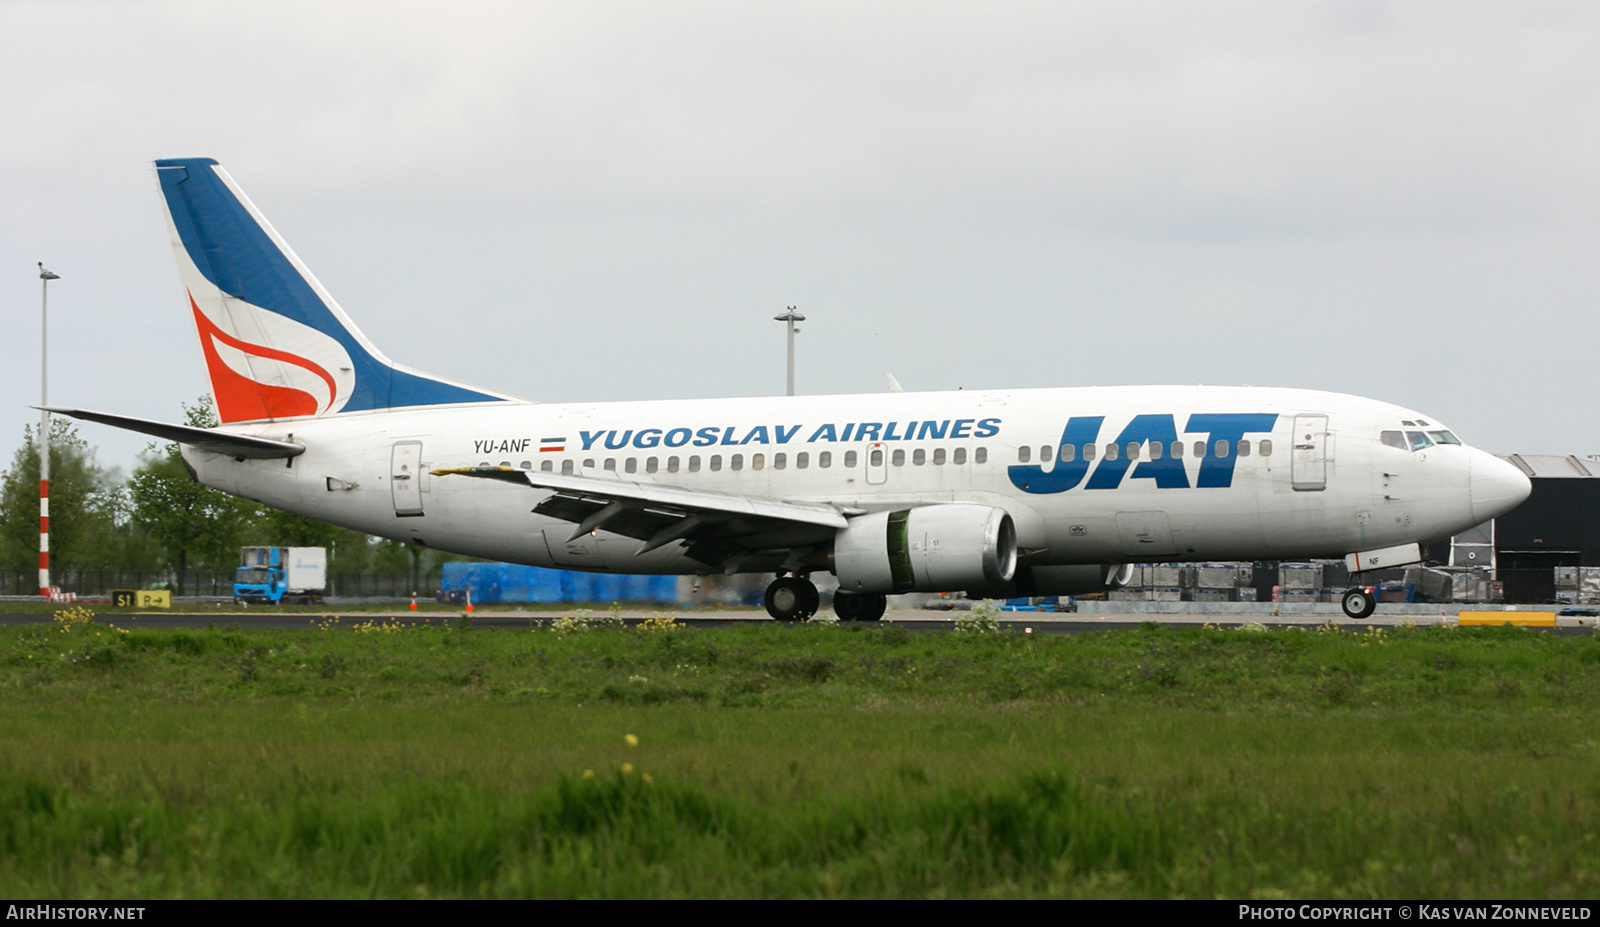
xmin=833 ymin=504 xmax=1017 ymax=594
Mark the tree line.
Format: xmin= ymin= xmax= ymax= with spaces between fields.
xmin=1 ymin=396 xmax=455 ymax=594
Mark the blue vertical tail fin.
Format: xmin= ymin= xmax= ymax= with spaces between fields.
xmin=155 ymin=158 xmax=516 ymax=425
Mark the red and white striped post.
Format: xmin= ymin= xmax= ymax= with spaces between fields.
xmin=38 ymin=263 xmax=58 ymax=598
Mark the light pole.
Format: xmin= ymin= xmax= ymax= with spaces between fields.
xmin=773 ymin=306 xmax=804 ymax=396
xmin=38 ymin=263 xmax=58 ymax=599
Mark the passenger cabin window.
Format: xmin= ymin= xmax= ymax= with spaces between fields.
xmin=932 ymin=448 xmax=945 ymax=465
xmin=1040 ymin=445 xmax=1053 ymax=463
xmin=1083 ymin=444 xmax=1096 ymax=461
xmin=688 ymin=456 xmax=701 ymax=472
xmin=870 ymin=448 xmax=883 ymax=467
xmin=731 ymin=454 xmax=744 ymax=471
xmin=561 ymin=460 xmax=574 ymax=475
xmin=892 ymin=449 xmax=905 ymax=466
xmin=519 ymin=461 xmax=532 ymax=470
xmin=1259 ymin=439 xmax=1273 ymax=457
xmin=953 ymin=448 xmax=967 ymax=465
xmin=1148 ymin=442 xmax=1162 ymax=460
xmin=752 ymin=454 xmax=764 ymax=470
xmin=604 ymin=459 xmax=617 ymax=471
xmin=1171 ymin=441 xmax=1183 ymax=459
xmin=796 ymin=452 xmax=809 ymax=468
xmin=1104 ymin=443 xmax=1119 ymax=461
xmin=819 ymin=451 xmax=832 ymax=468
xmin=710 ymin=455 xmax=722 ymax=471
xmin=774 ymin=453 xmax=786 ymax=469
xmin=541 ymin=460 xmax=553 ymax=472
xmin=1060 ymin=444 xmax=1075 ymax=462
xmin=1018 ymin=446 xmax=1031 ymax=463
xmin=1238 ymin=440 xmax=1251 ymax=458
xmin=1193 ymin=441 xmax=1205 ymax=459
xmin=499 ymin=461 xmax=510 ymax=467
xmin=1126 ymin=442 xmax=1139 ymax=460
xmin=975 ymin=447 xmax=987 ymax=464
xmin=1214 ymin=439 xmax=1229 ymax=458
xmin=913 ymin=448 xmax=926 ymax=465
xmin=583 ymin=458 xmax=595 ymax=469
xmin=1380 ymin=430 xmax=1408 ymax=451
xmin=844 ymin=451 xmax=857 ymax=468
xmin=645 ymin=457 xmax=658 ymax=473
xmin=625 ymin=458 xmax=637 ymax=473
xmin=667 ymin=456 xmax=679 ymax=473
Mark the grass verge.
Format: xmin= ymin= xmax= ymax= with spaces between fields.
xmin=0 ymin=613 xmax=1596 ymax=898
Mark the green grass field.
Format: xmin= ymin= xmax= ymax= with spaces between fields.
xmin=1 ymin=609 xmax=1597 ymax=898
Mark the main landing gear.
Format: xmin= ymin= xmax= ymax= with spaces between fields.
xmin=764 ymin=575 xmax=819 ymax=623
xmin=832 ymin=591 xmax=886 ymax=622
xmin=761 ymin=575 xmax=888 ymax=622
xmin=1340 ymin=586 xmax=1377 ymax=619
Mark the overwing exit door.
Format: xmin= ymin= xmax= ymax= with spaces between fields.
xmin=866 ymin=442 xmax=888 ymax=485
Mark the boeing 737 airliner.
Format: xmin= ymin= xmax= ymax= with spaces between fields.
xmin=49 ymin=158 xmax=1532 ymax=620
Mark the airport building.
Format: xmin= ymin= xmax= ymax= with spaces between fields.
xmin=1481 ymin=455 xmax=1600 ymax=604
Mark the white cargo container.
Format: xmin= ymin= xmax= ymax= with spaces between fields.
xmin=284 ymin=547 xmax=327 ymax=596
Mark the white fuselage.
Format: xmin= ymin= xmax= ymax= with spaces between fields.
xmin=181 ymin=384 xmax=1527 ymax=581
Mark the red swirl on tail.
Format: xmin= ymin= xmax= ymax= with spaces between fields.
xmin=190 ymin=293 xmax=339 ymax=423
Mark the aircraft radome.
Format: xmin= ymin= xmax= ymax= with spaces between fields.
xmin=48 ymin=159 xmax=1532 ymax=621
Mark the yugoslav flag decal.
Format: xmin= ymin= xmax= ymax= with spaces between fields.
xmin=188 ymin=290 xmax=357 ymax=423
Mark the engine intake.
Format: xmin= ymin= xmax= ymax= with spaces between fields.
xmin=834 ymin=504 xmax=1017 ymax=594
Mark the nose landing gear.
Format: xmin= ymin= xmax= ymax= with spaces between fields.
xmin=1340 ymin=587 xmax=1377 ymax=619
xmin=764 ymin=574 xmax=819 ymax=622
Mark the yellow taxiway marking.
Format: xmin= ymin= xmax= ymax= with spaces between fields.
xmin=1457 ymin=611 xmax=1556 ymax=627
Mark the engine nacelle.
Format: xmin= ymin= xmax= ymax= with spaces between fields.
xmin=964 ymin=563 xmax=1134 ymax=599
xmin=834 ymin=504 xmax=1017 ymax=594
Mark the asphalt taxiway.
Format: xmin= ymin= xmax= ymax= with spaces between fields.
xmin=1 ymin=607 xmax=1592 ymax=636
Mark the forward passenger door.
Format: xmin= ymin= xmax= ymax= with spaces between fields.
xmin=1291 ymin=415 xmax=1328 ymax=492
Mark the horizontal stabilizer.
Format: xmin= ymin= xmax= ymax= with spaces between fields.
xmin=40 ymin=407 xmax=305 ymax=459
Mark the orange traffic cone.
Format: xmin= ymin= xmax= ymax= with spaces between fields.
xmin=465 ymin=589 xmax=474 ymax=614
xmin=410 ymin=591 xmax=417 ymax=611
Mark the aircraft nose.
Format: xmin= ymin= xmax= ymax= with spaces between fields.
xmin=1470 ymin=451 xmax=1532 ymax=524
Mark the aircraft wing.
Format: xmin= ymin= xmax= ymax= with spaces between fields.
xmin=432 ymin=466 xmax=848 ymax=564
xmin=40 ymin=407 xmax=305 ymax=460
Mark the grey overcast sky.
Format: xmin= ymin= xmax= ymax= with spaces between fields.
xmin=3 ymin=1 xmax=1596 ymax=475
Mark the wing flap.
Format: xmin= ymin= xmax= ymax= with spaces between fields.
xmin=434 ymin=467 xmax=846 ymax=528
xmin=432 ymin=467 xmax=847 ymax=561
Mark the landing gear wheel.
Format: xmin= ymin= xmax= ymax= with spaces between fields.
xmin=834 ymin=591 xmax=886 ymax=622
xmin=765 ymin=576 xmax=819 ymax=622
xmin=1341 ymin=587 xmax=1377 ymax=620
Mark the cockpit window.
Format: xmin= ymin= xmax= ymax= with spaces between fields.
xmin=1429 ymin=430 xmax=1461 ymax=446
xmin=1380 ymin=430 xmax=1408 ymax=451
xmin=1406 ymin=431 xmax=1434 ymax=451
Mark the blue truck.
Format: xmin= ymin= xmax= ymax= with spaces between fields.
xmin=233 ymin=546 xmax=327 ymax=605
